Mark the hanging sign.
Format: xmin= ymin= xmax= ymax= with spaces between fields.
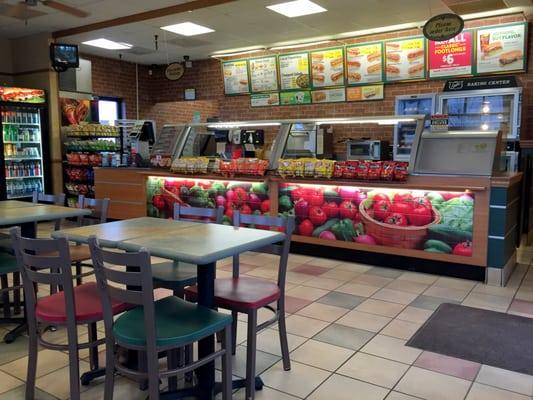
xmin=423 ymin=13 xmax=464 ymax=42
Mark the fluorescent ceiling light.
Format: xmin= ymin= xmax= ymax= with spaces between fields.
xmin=315 ymin=118 xmax=416 ymax=125
xmin=161 ymin=22 xmax=214 ymax=36
xmin=210 ymin=48 xmax=265 ymax=58
xmin=267 ymin=0 xmax=327 ymax=18
xmin=207 ymin=122 xmax=281 ymax=129
xmin=270 ymin=40 xmax=332 ymax=50
xmin=82 ymin=38 xmax=132 ymax=50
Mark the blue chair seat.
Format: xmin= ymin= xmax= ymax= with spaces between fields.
xmin=152 ymin=261 xmax=198 ymax=289
xmin=113 ymin=296 xmax=231 ymax=348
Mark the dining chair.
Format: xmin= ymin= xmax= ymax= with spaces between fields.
xmin=151 ymin=204 xmax=224 ymax=296
xmin=10 ymin=227 xmax=130 ymax=400
xmin=88 ymin=236 xmax=233 ymax=400
xmin=185 ymin=211 xmax=295 ymax=399
xmin=32 ymin=192 xmax=66 ymax=232
xmin=0 ymin=253 xmax=24 ymax=343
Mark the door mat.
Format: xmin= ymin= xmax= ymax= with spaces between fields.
xmin=407 ymin=302 xmax=533 ymax=375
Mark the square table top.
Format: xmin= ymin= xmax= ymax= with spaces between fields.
xmin=0 ymin=204 xmax=91 ymax=226
xmin=54 ymin=217 xmax=285 ymax=265
xmin=0 ymin=200 xmax=43 ymax=209
xmin=52 ymin=217 xmax=197 ymax=246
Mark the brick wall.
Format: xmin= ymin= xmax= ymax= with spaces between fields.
xmin=141 ymin=100 xmax=220 ymax=132
xmin=88 ymin=14 xmax=533 ymax=156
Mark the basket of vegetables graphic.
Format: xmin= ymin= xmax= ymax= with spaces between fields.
xmin=359 ymin=194 xmax=441 ymax=249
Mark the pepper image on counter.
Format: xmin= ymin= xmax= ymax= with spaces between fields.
xmin=147 ymin=177 xmax=270 ymax=224
xmin=279 ymin=183 xmax=474 ymax=256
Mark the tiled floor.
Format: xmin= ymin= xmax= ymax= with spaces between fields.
xmin=1 ymin=224 xmax=533 ymax=399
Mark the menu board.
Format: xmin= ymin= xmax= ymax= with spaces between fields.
xmin=280 ymin=91 xmax=311 ymax=105
xmin=385 ymin=37 xmax=426 ymax=82
xmin=346 ymin=43 xmax=383 ymax=85
xmin=278 ymin=52 xmax=310 ymax=91
xmin=249 ymin=56 xmax=279 ymax=93
xmin=429 ymin=31 xmax=473 ymax=78
xmin=346 ymin=84 xmax=384 ymax=101
xmin=250 ymin=93 xmax=280 ymax=107
xmin=476 ymin=23 xmax=527 ymax=74
xmin=222 ymin=60 xmax=250 ymax=95
xmin=311 ymin=48 xmax=345 ymax=88
xmin=311 ymin=88 xmax=346 ymax=103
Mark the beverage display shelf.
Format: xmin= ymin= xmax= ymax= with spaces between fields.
xmin=2 ymin=122 xmax=40 ymax=126
xmin=6 ymin=175 xmax=43 ymax=180
xmin=4 ymin=141 xmax=40 ymax=144
xmin=66 ymin=135 xmax=120 ymax=139
xmin=5 ymin=157 xmax=42 ymax=161
xmin=7 ymin=193 xmax=34 ymax=199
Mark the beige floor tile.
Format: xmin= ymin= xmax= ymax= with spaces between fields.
xmin=0 ymin=370 xmax=23 ymax=395
xmin=385 ymin=279 xmax=430 ymax=295
xmin=472 ymin=283 xmax=517 ymax=298
xmin=336 ymin=283 xmax=381 ymax=298
xmin=356 ymin=299 xmax=405 ymax=318
xmin=287 ymin=286 xmax=329 ymax=301
xmin=308 ymin=373 xmax=389 ymax=400
xmin=232 ymin=386 xmax=300 ymax=400
xmin=395 ymin=367 xmax=471 ymax=400
xmin=306 ymin=257 xmax=343 ymax=268
xmin=433 ymin=277 xmax=477 ymax=290
xmin=361 ymin=335 xmax=421 ymax=364
xmin=255 ymin=328 xmax=307 ymax=356
xmin=351 ymin=274 xmax=394 ymax=288
xmin=321 ymin=268 xmax=361 ymax=281
xmin=0 ymin=349 xmax=70 ymax=380
xmin=296 ymin=302 xmax=349 ymax=322
xmin=423 ymin=285 xmax=471 ymax=301
xmin=371 ymin=288 xmax=418 ymax=305
xmin=336 ymin=310 xmax=391 ymax=332
xmin=261 ymin=360 xmax=330 ymax=398
xmin=288 ymin=254 xmax=314 ymax=264
xmin=35 ymin=360 xmax=91 ymax=399
xmin=290 ymin=339 xmax=354 ymax=371
xmin=283 ymin=315 xmax=330 ymax=338
xmin=81 ymin=377 xmax=146 ymax=400
xmin=461 ymin=292 xmax=512 ymax=312
xmin=335 ymin=262 xmax=373 ymax=273
xmin=381 ymin=319 xmax=421 ymax=340
xmin=466 ymin=382 xmax=530 ymax=400
xmin=476 ymin=365 xmax=533 ymax=396
xmin=338 ymin=352 xmax=409 ymax=389
xmin=397 ymin=271 xmax=438 ymax=285
xmin=385 ymin=392 xmax=420 ymax=400
xmin=396 ymin=306 xmax=433 ymax=324
xmin=301 ymin=276 xmax=345 ymax=291
xmin=245 ymin=267 xmax=278 ymax=280
xmin=285 ymin=272 xmax=314 ymax=285
xmin=514 ymin=289 xmax=533 ymax=302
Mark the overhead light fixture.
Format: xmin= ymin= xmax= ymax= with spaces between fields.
xmin=161 ymin=22 xmax=214 ymax=36
xmin=210 ymin=48 xmax=266 ymax=58
xmin=207 ymin=122 xmax=281 ymax=129
xmin=82 ymin=38 xmax=132 ymax=50
xmin=315 ymin=118 xmax=416 ymax=125
xmin=270 ymin=40 xmax=332 ymax=50
xmin=267 ymin=0 xmax=327 ymax=18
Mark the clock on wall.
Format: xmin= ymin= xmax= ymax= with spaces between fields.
xmin=165 ymin=62 xmax=185 ymax=81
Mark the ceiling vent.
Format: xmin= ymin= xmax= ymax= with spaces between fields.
xmin=443 ymin=0 xmax=509 ymax=15
xmin=165 ymin=37 xmax=211 ymax=48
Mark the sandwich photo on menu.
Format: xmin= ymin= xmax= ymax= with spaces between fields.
xmin=499 ymin=50 xmax=523 ymax=66
xmin=476 ymin=24 xmax=526 ymax=73
xmin=385 ymin=38 xmax=425 ymax=80
xmin=311 ymin=49 xmax=345 ymax=87
xmin=367 ymin=63 xmax=381 ymax=74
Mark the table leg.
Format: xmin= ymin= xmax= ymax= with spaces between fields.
xmin=196 ymin=262 xmax=216 ymax=400
xmin=20 ymin=222 xmax=36 ymax=239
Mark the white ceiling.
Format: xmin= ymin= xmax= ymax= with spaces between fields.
xmin=0 ymin=0 xmax=531 ymax=64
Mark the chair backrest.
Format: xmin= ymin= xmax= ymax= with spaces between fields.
xmin=9 ymin=227 xmax=76 ymax=329
xmin=174 ymin=203 xmax=224 ymax=224
xmin=232 ymin=211 xmax=295 ymax=291
xmin=77 ymin=195 xmax=110 ymax=226
xmin=32 ymin=192 xmax=66 ymax=230
xmin=88 ymin=237 xmax=157 ymax=352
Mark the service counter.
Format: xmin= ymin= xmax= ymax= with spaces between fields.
xmin=94 ymin=167 xmax=523 ymax=284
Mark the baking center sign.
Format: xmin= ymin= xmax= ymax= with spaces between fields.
xmin=444 ymin=75 xmax=517 ymax=91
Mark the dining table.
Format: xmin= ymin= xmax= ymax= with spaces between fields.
xmin=0 ymin=200 xmax=92 ymax=343
xmin=53 ymin=216 xmax=285 ymax=399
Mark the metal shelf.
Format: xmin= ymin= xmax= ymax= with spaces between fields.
xmin=6 ymin=175 xmax=43 ymax=180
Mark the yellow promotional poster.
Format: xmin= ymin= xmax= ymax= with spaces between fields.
xmin=278 ymin=52 xmax=310 ymax=90
xmin=311 ymin=48 xmax=345 ymax=88
xmin=346 ymin=43 xmax=383 ymax=85
xmin=385 ymin=37 xmax=426 ymax=82
xmin=346 ymin=84 xmax=384 ymax=101
xmin=222 ymin=60 xmax=250 ymax=95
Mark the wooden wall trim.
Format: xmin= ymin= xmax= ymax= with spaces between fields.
xmin=52 ymin=0 xmax=237 ymax=38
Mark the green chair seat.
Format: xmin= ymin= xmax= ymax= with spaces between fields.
xmin=113 ymin=296 xmax=231 ymax=348
xmin=0 ymin=236 xmax=13 ymax=255
xmin=0 ymin=253 xmax=18 ymax=274
xmin=152 ymin=261 xmax=198 ymax=289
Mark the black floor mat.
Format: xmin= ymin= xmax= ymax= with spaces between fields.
xmin=407 ymin=302 xmax=533 ymax=375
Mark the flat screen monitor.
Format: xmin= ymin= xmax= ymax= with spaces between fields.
xmin=50 ymin=44 xmax=79 ymax=69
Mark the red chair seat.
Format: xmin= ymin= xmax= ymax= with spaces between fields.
xmin=186 ymin=277 xmax=280 ymax=310
xmin=36 ymin=282 xmax=129 ymax=324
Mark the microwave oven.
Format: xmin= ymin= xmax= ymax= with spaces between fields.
xmin=346 ymin=140 xmax=389 ymax=161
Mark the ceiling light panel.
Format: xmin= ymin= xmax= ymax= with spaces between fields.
xmin=267 ymin=0 xmax=327 ymax=18
xmin=82 ymin=39 xmax=132 ymax=50
xmin=161 ymin=22 xmax=215 ymax=36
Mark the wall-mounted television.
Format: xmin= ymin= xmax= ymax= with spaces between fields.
xmin=50 ymin=43 xmax=79 ymax=70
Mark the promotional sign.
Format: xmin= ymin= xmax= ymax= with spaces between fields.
xmin=278 ymin=52 xmax=310 ymax=91
xmin=385 ymin=37 xmax=426 ymax=82
xmin=346 ymin=84 xmax=384 ymax=101
xmin=423 ymin=13 xmax=464 ymax=42
xmin=250 ymin=93 xmax=280 ymax=107
xmin=430 ymin=114 xmax=449 ymax=132
xmin=249 ymin=56 xmax=279 ymax=93
xmin=222 ymin=60 xmax=250 ymax=95
xmin=60 ymin=98 xmax=92 ymax=126
xmin=443 ymin=75 xmax=517 ymax=91
xmin=345 ymin=43 xmax=383 ymax=85
xmin=310 ymin=47 xmax=345 ymax=88
xmin=311 ymin=88 xmax=346 ymax=103
xmin=429 ymin=31 xmax=473 ymax=78
xmin=0 ymin=87 xmax=45 ymax=104
xmin=476 ymin=23 xmax=527 ymax=74
xmin=279 ymin=91 xmax=311 ymax=105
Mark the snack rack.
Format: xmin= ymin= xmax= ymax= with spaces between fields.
xmin=62 ymin=124 xmax=121 ymax=206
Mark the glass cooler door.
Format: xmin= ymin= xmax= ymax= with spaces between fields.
xmin=394 ymin=94 xmax=435 ymax=161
